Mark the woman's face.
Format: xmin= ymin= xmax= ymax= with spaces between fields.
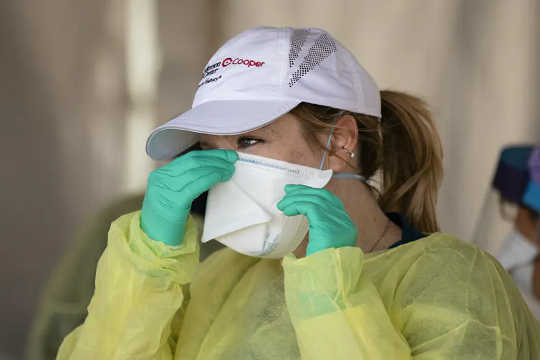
xmin=199 ymin=112 xmax=325 ymax=168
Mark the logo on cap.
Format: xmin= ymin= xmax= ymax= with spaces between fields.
xmin=198 ymin=56 xmax=265 ymax=89
xmin=222 ymin=57 xmax=265 ymax=68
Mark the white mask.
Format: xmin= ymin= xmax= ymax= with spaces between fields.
xmin=201 ymin=152 xmax=333 ymax=258
xmin=496 ymin=229 xmax=539 ymax=295
xmin=496 ymin=229 xmax=539 ymax=270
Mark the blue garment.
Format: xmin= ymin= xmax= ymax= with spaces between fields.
xmin=388 ymin=213 xmax=426 ymax=249
xmin=493 ymin=146 xmax=534 ymax=206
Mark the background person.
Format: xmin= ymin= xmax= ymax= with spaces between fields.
xmin=486 ymin=145 xmax=540 ymax=319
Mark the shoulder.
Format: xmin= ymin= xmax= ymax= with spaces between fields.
xmin=380 ymin=232 xmax=488 ymax=268
xmin=393 ymin=233 xmax=509 ymax=288
xmin=367 ymin=232 xmax=488 ymax=270
xmin=369 ymin=233 xmax=538 ymax=357
xmin=366 ymin=232 xmax=509 ymax=308
xmin=400 ymin=232 xmax=476 ymax=253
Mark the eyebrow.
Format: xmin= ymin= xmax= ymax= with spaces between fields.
xmin=255 ymin=124 xmax=273 ymax=133
xmin=243 ymin=126 xmax=273 ymax=137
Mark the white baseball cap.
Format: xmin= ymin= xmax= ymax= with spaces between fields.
xmin=146 ymin=26 xmax=381 ymax=160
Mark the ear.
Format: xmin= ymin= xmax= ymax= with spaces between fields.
xmin=327 ymin=114 xmax=359 ymax=172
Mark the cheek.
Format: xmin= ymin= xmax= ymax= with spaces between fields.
xmin=270 ymin=138 xmax=321 ymax=168
xmin=291 ymin=149 xmax=320 ymax=168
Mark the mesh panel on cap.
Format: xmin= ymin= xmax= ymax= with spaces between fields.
xmin=289 ymin=29 xmax=309 ymax=68
xmin=288 ymin=32 xmax=337 ymax=87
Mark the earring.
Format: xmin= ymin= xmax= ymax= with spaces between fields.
xmin=342 ymin=147 xmax=355 ymax=158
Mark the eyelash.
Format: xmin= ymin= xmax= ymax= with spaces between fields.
xmin=237 ymin=137 xmax=263 ymax=149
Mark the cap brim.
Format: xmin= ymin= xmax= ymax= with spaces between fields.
xmin=146 ymin=99 xmax=301 ymax=160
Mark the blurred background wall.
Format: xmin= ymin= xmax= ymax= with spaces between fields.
xmin=1 ymin=0 xmax=539 ymax=358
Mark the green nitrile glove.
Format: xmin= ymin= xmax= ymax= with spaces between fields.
xmin=277 ymin=184 xmax=358 ymax=256
xmin=141 ymin=149 xmax=238 ymax=246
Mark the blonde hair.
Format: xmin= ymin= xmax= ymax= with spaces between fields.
xmin=290 ymin=90 xmax=443 ymax=233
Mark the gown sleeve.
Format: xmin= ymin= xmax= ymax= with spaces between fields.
xmin=282 ymin=234 xmax=540 ymax=359
xmin=57 ymin=210 xmax=202 ymax=360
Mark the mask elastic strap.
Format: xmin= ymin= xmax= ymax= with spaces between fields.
xmin=319 ymin=126 xmax=335 ymax=170
xmin=319 ymin=121 xmax=366 ymax=182
xmin=333 ymin=173 xmax=366 ymax=180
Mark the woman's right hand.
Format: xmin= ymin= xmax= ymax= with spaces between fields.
xmin=141 ymin=149 xmax=238 ymax=246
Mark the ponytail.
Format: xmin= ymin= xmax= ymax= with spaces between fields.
xmin=291 ymin=90 xmax=444 ymax=233
xmin=378 ymin=90 xmax=443 ymax=232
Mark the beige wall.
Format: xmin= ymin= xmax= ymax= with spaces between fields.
xmin=1 ymin=1 xmax=126 ymax=358
xmin=1 ymin=0 xmax=539 ymax=358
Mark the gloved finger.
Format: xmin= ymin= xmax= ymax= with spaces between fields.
xmin=283 ymin=184 xmax=314 ymax=192
xmin=284 ymin=184 xmax=342 ymax=205
xmin=159 ymin=155 xmax=236 ymax=177
xmin=144 ymin=187 xmax=194 ymax=214
xmin=154 ymin=167 xmax=233 ymax=192
xmin=179 ymin=169 xmax=234 ymax=200
xmin=280 ymin=199 xmax=354 ymax=228
xmin=279 ymin=200 xmax=326 ymax=221
xmin=188 ymin=149 xmax=238 ymax=162
xmin=277 ymin=192 xmax=334 ymax=212
xmin=154 ymin=165 xmax=235 ymax=189
xmin=171 ymin=149 xmax=238 ymax=168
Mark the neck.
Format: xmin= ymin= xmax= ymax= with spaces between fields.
xmin=293 ymin=178 xmax=402 ymax=258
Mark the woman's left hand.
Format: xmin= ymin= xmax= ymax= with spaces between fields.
xmin=277 ymin=184 xmax=358 ymax=256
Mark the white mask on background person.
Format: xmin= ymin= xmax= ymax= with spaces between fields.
xmin=510 ymin=262 xmax=536 ymax=296
xmin=496 ymin=229 xmax=539 ymax=270
xmin=496 ymin=229 xmax=539 ymax=295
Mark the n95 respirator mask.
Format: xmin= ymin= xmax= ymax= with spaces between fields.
xmin=201 ymin=152 xmax=333 ymax=258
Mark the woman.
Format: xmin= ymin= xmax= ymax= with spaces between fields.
xmin=58 ymin=27 xmax=540 ymax=359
